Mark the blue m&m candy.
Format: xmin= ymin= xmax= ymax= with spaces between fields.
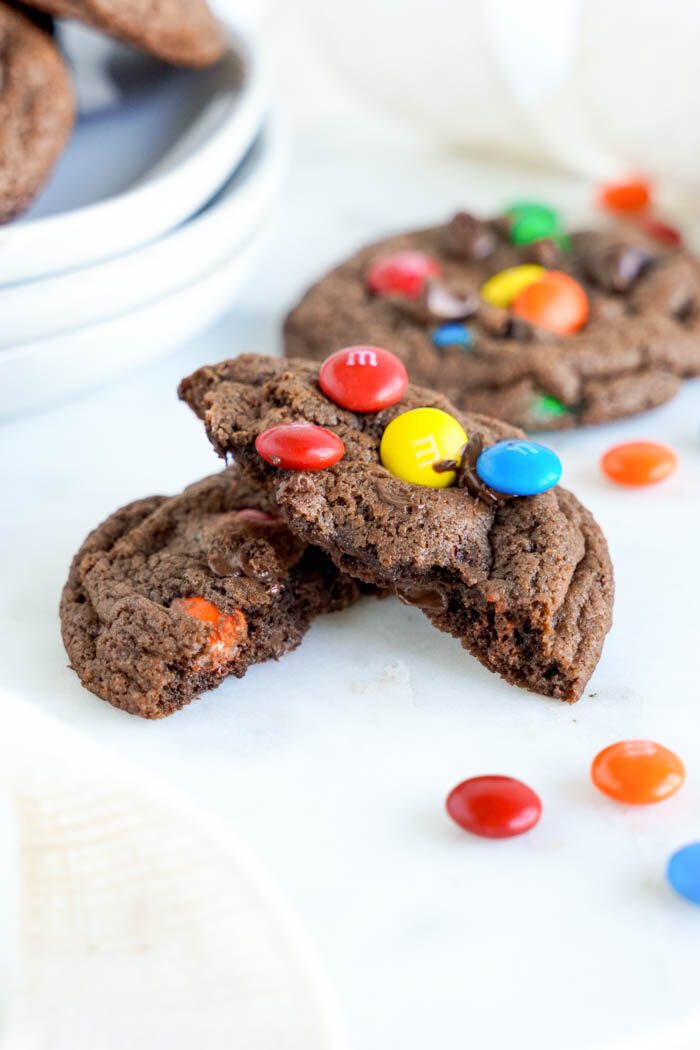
xmin=667 ymin=843 xmax=700 ymax=905
xmin=476 ymin=439 xmax=562 ymax=496
xmin=432 ymin=323 xmax=473 ymax=350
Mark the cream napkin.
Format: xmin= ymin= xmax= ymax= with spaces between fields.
xmin=0 ymin=691 xmax=348 ymax=1050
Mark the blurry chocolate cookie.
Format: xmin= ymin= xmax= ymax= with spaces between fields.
xmin=0 ymin=2 xmax=74 ymax=222
xmin=25 ymin=0 xmax=227 ymax=67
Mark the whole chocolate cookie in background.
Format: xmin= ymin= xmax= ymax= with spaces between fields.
xmin=60 ymin=468 xmax=365 ymax=718
xmin=179 ymin=353 xmax=614 ymax=703
xmin=0 ymin=2 xmax=74 ymax=223
xmin=25 ymin=0 xmax=227 ymax=67
xmin=283 ymin=206 xmax=700 ymax=431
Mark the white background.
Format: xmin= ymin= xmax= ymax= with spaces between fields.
xmin=3 ymin=4 xmax=700 ymax=1048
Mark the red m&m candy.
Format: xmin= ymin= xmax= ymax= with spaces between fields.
xmin=512 ymin=270 xmax=588 ymax=335
xmin=640 ymin=218 xmax=683 ymax=248
xmin=600 ymin=441 xmax=677 ymax=486
xmin=446 ymin=775 xmax=542 ymax=838
xmin=591 ymin=740 xmax=685 ymax=804
xmin=318 ymin=346 xmax=408 ymax=412
xmin=255 ymin=422 xmax=345 ymax=471
xmin=366 ymin=250 xmax=442 ymax=299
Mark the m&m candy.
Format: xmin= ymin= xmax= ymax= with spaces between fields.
xmin=480 ymin=264 xmax=544 ymax=308
xmin=256 ymin=423 xmax=345 ymax=471
xmin=640 ymin=218 xmax=682 ymax=248
xmin=591 ymin=740 xmax=685 ymax=804
xmin=506 ymin=201 xmax=561 ymax=246
xmin=512 ymin=270 xmax=589 ymax=335
xmin=171 ymin=597 xmax=248 ymax=657
xmin=531 ymin=393 xmax=570 ymax=422
xmin=446 ymin=775 xmax=542 ymax=838
xmin=366 ymin=250 xmax=442 ymax=299
xmin=379 ymin=407 xmax=467 ymax=488
xmin=318 ymin=346 xmax=408 ymax=412
xmin=598 ymin=178 xmax=651 ymax=214
xmin=432 ymin=322 xmax=473 ymax=350
xmin=600 ymin=441 xmax=677 ymax=486
xmin=667 ymin=844 xmax=700 ymax=905
xmin=476 ymin=439 xmax=562 ymax=496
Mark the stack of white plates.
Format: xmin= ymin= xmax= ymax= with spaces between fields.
xmin=0 ymin=20 xmax=283 ymax=418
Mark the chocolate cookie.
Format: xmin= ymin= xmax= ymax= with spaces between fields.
xmin=179 ymin=354 xmax=614 ymax=702
xmin=284 ymin=210 xmax=700 ymax=430
xmin=0 ymin=3 xmax=74 ymax=223
xmin=26 ymin=0 xmax=227 ymax=67
xmin=60 ymin=468 xmax=364 ymax=718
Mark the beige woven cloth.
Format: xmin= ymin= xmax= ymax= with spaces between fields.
xmin=0 ymin=690 xmax=348 ymax=1050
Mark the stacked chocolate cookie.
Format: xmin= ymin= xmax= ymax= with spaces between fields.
xmin=0 ymin=0 xmax=225 ymax=222
xmin=61 ymin=350 xmax=614 ymax=718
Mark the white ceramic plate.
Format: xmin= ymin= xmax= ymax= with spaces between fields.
xmin=0 ymin=123 xmax=285 ymax=348
xmin=0 ymin=23 xmax=266 ymax=285
xmin=0 ymin=203 xmax=274 ymax=419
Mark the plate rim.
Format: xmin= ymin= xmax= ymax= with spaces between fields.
xmin=0 ymin=23 xmax=267 ymax=286
xmin=0 ymin=121 xmax=286 ymax=348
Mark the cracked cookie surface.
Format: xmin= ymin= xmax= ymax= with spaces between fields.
xmin=284 ymin=216 xmax=700 ymax=430
xmin=180 ymin=355 xmax=614 ymax=701
xmin=60 ymin=468 xmax=364 ymax=718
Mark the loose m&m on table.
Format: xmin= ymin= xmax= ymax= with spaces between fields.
xmin=446 ymin=775 xmax=542 ymax=838
xmin=591 ymin=740 xmax=685 ymax=805
xmin=318 ymin=346 xmax=408 ymax=412
xmin=600 ymin=441 xmax=677 ymax=486
xmin=256 ymin=422 xmax=345 ymax=471
xmin=668 ymin=844 xmax=700 ymax=905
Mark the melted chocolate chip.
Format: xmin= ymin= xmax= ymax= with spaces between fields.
xmin=391 ymin=280 xmax=479 ymax=325
xmin=442 ymin=211 xmax=497 ymax=261
xmin=373 ymin=475 xmax=413 ymax=509
xmin=582 ymin=244 xmax=654 ymax=293
xmin=525 ymin=238 xmax=562 ymax=268
xmin=395 ymin=583 xmax=448 ymax=612
xmin=434 ymin=435 xmax=512 ymax=507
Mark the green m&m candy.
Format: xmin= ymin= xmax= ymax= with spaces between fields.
xmin=506 ymin=201 xmax=562 ymax=246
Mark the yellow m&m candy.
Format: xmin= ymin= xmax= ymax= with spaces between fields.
xmin=480 ymin=264 xmax=544 ymax=308
xmin=379 ymin=407 xmax=468 ymax=487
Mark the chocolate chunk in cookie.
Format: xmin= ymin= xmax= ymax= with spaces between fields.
xmin=283 ymin=208 xmax=700 ymax=430
xmin=60 ymin=468 xmax=365 ymax=718
xmin=0 ymin=3 xmax=74 ymax=223
xmin=25 ymin=0 xmax=227 ymax=67
xmin=179 ymin=354 xmax=614 ymax=702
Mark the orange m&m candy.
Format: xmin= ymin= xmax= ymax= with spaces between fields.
xmin=601 ymin=441 xmax=677 ymax=486
xmin=598 ymin=178 xmax=651 ymax=214
xmin=512 ymin=270 xmax=588 ymax=335
xmin=591 ymin=740 xmax=685 ymax=804
xmin=172 ymin=597 xmax=248 ymax=653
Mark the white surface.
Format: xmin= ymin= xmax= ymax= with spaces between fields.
xmin=0 ymin=131 xmax=282 ymax=419
xmin=0 ymin=794 xmax=18 ymax=1031
xmin=3 ymin=129 xmax=700 ymax=1050
xmin=0 ymin=125 xmax=284 ymax=348
xmin=0 ymin=24 xmax=265 ymax=284
xmin=0 ymin=693 xmax=348 ymax=1050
